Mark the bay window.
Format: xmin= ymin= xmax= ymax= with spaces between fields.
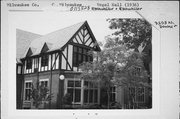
xmin=66 ymin=79 xmax=99 ymax=105
xmin=84 ymin=81 xmax=98 ymax=104
xmin=67 ymin=80 xmax=81 ymax=103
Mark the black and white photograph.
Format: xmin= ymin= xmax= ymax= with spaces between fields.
xmin=16 ymin=16 xmax=152 ymax=109
xmin=1 ymin=1 xmax=179 ymax=119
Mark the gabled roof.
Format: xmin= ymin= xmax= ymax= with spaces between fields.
xmin=18 ymin=21 xmax=101 ymax=60
xmin=16 ymin=29 xmax=42 ymax=63
xmin=25 ymin=21 xmax=85 ymax=56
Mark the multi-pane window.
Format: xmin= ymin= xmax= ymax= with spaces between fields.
xmin=26 ymin=59 xmax=32 ymax=69
xmin=67 ymin=80 xmax=81 ymax=103
xmin=84 ymin=81 xmax=98 ymax=104
xmin=41 ymin=55 xmax=49 ymax=67
xmin=129 ymin=87 xmax=145 ymax=103
xmin=110 ymin=87 xmax=116 ymax=102
xmin=39 ymin=80 xmax=48 ymax=88
xmin=73 ymin=46 xmax=93 ymax=67
xmin=24 ymin=81 xmax=32 ymax=101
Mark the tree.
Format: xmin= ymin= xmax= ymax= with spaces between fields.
xmin=80 ymin=45 xmax=149 ymax=108
xmin=105 ymin=18 xmax=152 ymax=50
xmin=80 ymin=18 xmax=152 ymax=109
xmin=31 ymin=82 xmax=53 ymax=109
xmin=105 ymin=18 xmax=152 ymax=108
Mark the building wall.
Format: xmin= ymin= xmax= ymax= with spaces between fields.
xmin=16 ymin=74 xmax=24 ymax=109
xmin=23 ymin=70 xmax=61 ymax=109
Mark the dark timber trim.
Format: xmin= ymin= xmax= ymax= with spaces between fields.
xmin=88 ymin=41 xmax=93 ymax=47
xmin=84 ymin=36 xmax=91 ymax=45
xmin=77 ymin=33 xmax=83 ymax=44
xmin=66 ymin=45 xmax=68 ymax=70
xmin=61 ymin=52 xmax=72 ymax=70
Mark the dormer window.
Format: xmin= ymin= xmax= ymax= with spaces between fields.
xmin=26 ymin=59 xmax=32 ymax=69
xmin=41 ymin=55 xmax=48 ymax=67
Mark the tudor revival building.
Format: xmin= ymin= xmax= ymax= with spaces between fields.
xmin=17 ymin=21 xmax=151 ymax=109
xmin=17 ymin=21 xmax=101 ymax=109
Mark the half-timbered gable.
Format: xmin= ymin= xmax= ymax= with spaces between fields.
xmin=21 ymin=21 xmax=100 ymax=74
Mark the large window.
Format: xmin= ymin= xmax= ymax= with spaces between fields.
xmin=66 ymin=79 xmax=98 ymax=104
xmin=39 ymin=79 xmax=49 ymax=101
xmin=24 ymin=81 xmax=32 ymax=101
xmin=41 ymin=55 xmax=49 ymax=67
xmin=73 ymin=46 xmax=93 ymax=67
xmin=67 ymin=80 xmax=81 ymax=103
xmin=84 ymin=81 xmax=98 ymax=104
xmin=129 ymin=87 xmax=145 ymax=103
xmin=110 ymin=87 xmax=116 ymax=102
xmin=26 ymin=59 xmax=32 ymax=69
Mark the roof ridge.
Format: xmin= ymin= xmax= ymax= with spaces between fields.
xmin=42 ymin=21 xmax=86 ymax=36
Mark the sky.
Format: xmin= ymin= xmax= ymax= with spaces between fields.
xmin=10 ymin=11 xmax=141 ymax=44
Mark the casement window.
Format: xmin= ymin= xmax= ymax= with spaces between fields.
xmin=26 ymin=59 xmax=32 ymax=69
xmin=73 ymin=46 xmax=93 ymax=67
xmin=41 ymin=55 xmax=49 ymax=67
xmin=34 ymin=58 xmax=39 ymax=72
xmin=67 ymin=80 xmax=81 ymax=103
xmin=66 ymin=79 xmax=98 ymax=104
xmin=84 ymin=81 xmax=98 ymax=104
xmin=129 ymin=87 xmax=145 ymax=103
xmin=110 ymin=86 xmax=116 ymax=102
xmin=39 ymin=79 xmax=49 ymax=88
xmin=24 ymin=81 xmax=32 ymax=101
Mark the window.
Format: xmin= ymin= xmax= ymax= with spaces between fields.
xmin=17 ymin=65 xmax=22 ymax=74
xmin=26 ymin=59 xmax=32 ymax=69
xmin=41 ymin=55 xmax=48 ymax=67
xmin=73 ymin=46 xmax=93 ymax=67
xmin=39 ymin=79 xmax=49 ymax=88
xmin=24 ymin=81 xmax=32 ymax=101
xmin=110 ymin=87 xmax=116 ymax=102
xmin=67 ymin=80 xmax=81 ymax=103
xmin=129 ymin=87 xmax=145 ymax=103
xmin=84 ymin=81 xmax=98 ymax=104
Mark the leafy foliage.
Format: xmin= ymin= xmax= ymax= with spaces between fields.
xmin=31 ymin=82 xmax=53 ymax=108
xmin=80 ymin=18 xmax=152 ymax=109
xmin=105 ymin=18 xmax=152 ymax=49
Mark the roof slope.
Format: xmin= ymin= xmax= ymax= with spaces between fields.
xmin=27 ymin=21 xmax=85 ymax=56
xmin=16 ymin=29 xmax=42 ymax=63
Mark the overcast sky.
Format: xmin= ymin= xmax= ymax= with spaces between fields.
xmin=10 ymin=11 xmax=141 ymax=44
